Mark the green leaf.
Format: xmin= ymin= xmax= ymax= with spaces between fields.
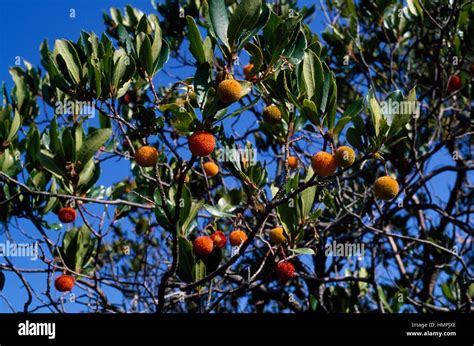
xmin=138 ymin=34 xmax=154 ymax=76
xmin=194 ymin=260 xmax=207 ymax=282
xmin=203 ymin=204 xmax=235 ymax=219
xmin=160 ymin=103 xmax=197 ymax=134
xmin=300 ymin=166 xmax=316 ymax=219
xmin=377 ymin=286 xmax=393 ymax=313
xmin=301 ymin=99 xmax=320 ymax=126
xmin=367 ymin=89 xmax=381 ymax=137
xmin=194 ymin=63 xmax=212 ymax=109
xmin=208 ymin=0 xmax=230 ymax=48
xmin=244 ymin=42 xmax=263 ymax=78
xmin=227 ymin=0 xmax=262 ymax=49
xmin=112 ymin=49 xmax=134 ymax=93
xmin=283 ymin=29 xmax=307 ymax=65
xmin=43 ymin=178 xmax=59 ymax=214
xmin=77 ymin=159 xmax=96 ymax=187
xmin=186 ymin=16 xmax=206 ymax=64
xmin=309 ymin=294 xmax=318 ymax=311
xmin=37 ymin=150 xmax=68 ymax=180
xmin=150 ymin=22 xmax=163 ymax=64
xmin=290 ymin=247 xmax=315 ymax=255
xmin=75 ymin=128 xmax=112 ymax=170
xmin=153 ymin=40 xmax=169 ymax=74
xmin=182 ymin=200 xmax=204 ymax=236
xmin=54 ymin=40 xmax=83 ymax=84
xmin=346 ymin=127 xmax=363 ymax=151
xmin=302 ymin=50 xmax=323 ymax=102
xmin=441 ymin=283 xmax=456 ymax=304
xmin=213 ymin=97 xmax=259 ymax=123
xmin=343 ymin=98 xmax=364 ymax=118
xmin=177 ymin=236 xmax=196 ymax=283
xmin=333 ymin=116 xmax=352 ymax=136
xmin=237 ymin=4 xmax=270 ymax=50
xmin=7 ymin=110 xmax=21 ymax=142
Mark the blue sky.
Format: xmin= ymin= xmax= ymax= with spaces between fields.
xmin=0 ymin=0 xmax=467 ymax=313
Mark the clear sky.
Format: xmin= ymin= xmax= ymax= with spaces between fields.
xmin=0 ymin=0 xmax=465 ymax=313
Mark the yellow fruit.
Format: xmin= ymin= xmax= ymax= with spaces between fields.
xmin=203 ymin=162 xmax=219 ymax=177
xmin=374 ymin=176 xmax=399 ymax=200
xmin=135 ymin=146 xmax=159 ymax=167
xmin=263 ymin=105 xmax=282 ymax=124
xmin=287 ymin=156 xmax=298 ymax=169
xmin=335 ymin=146 xmax=355 ymax=168
xmin=270 ymin=227 xmax=286 ymax=245
xmin=229 ymin=230 xmax=248 ymax=246
xmin=216 ymin=79 xmax=242 ymax=104
xmin=311 ymin=151 xmax=337 ymax=177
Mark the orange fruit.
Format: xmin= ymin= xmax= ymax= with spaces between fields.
xmin=203 ymin=162 xmax=219 ymax=177
xmin=58 ymin=207 xmax=76 ymax=223
xmin=135 ymin=146 xmax=159 ymax=167
xmin=263 ymin=105 xmax=282 ymax=124
xmin=374 ymin=176 xmax=399 ymax=200
xmin=188 ymin=131 xmax=215 ymax=157
xmin=335 ymin=146 xmax=355 ymax=168
xmin=216 ymin=79 xmax=242 ymax=104
xmin=229 ymin=230 xmax=248 ymax=247
xmin=269 ymin=227 xmax=286 ymax=245
xmin=210 ymin=231 xmax=227 ymax=248
xmin=193 ymin=236 xmax=214 ymax=256
xmin=287 ymin=156 xmax=298 ymax=169
xmin=311 ymin=151 xmax=337 ymax=177
xmin=55 ymin=275 xmax=75 ymax=292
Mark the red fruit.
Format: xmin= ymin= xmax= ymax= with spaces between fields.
xmin=447 ymin=75 xmax=461 ymax=93
xmin=54 ymin=275 xmax=75 ymax=292
xmin=123 ymin=94 xmax=131 ymax=103
xmin=276 ymin=260 xmax=295 ymax=282
xmin=58 ymin=207 xmax=76 ymax=223
xmin=210 ymin=231 xmax=227 ymax=248
xmin=193 ymin=236 xmax=214 ymax=256
xmin=188 ymin=131 xmax=216 ymax=157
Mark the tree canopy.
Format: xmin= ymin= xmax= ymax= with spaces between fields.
xmin=0 ymin=0 xmax=472 ymax=313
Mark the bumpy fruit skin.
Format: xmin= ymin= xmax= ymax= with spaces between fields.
xmin=447 ymin=75 xmax=461 ymax=93
xmin=188 ymin=131 xmax=216 ymax=157
xmin=210 ymin=231 xmax=227 ymax=248
xmin=135 ymin=146 xmax=159 ymax=167
xmin=229 ymin=230 xmax=248 ymax=246
xmin=335 ymin=146 xmax=355 ymax=168
xmin=193 ymin=236 xmax=214 ymax=256
xmin=287 ymin=156 xmax=298 ymax=169
xmin=55 ymin=275 xmax=75 ymax=292
xmin=263 ymin=105 xmax=282 ymax=124
xmin=203 ymin=162 xmax=219 ymax=177
xmin=276 ymin=261 xmax=295 ymax=282
xmin=270 ymin=227 xmax=286 ymax=245
xmin=311 ymin=151 xmax=337 ymax=177
xmin=58 ymin=207 xmax=76 ymax=223
xmin=216 ymin=79 xmax=242 ymax=104
xmin=374 ymin=176 xmax=399 ymax=200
